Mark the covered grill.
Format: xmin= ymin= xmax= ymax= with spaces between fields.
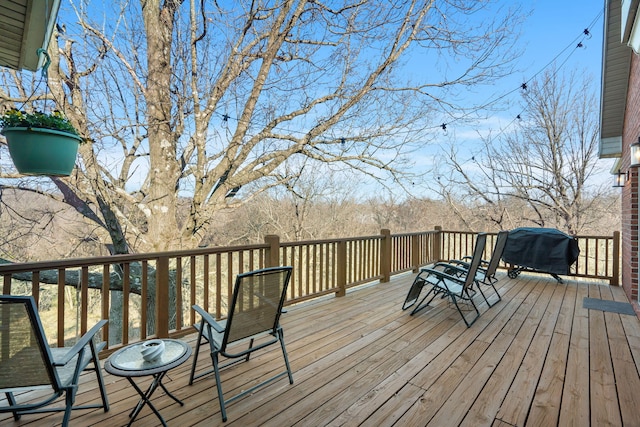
xmin=501 ymin=227 xmax=580 ymax=283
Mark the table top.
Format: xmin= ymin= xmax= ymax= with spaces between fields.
xmin=105 ymin=339 xmax=192 ymax=377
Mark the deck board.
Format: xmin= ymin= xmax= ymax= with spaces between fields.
xmin=2 ymin=272 xmax=640 ymax=427
xmin=526 ymin=281 xmax=576 ymax=426
xmin=493 ymin=277 xmax=560 ymax=426
xmin=460 ymin=278 xmax=549 ymax=426
xmin=558 ymin=281 xmax=590 ymax=427
xmin=589 ymin=284 xmax=623 ymax=427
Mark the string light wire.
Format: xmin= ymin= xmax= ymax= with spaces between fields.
xmin=209 ymin=8 xmax=604 ymax=158
xmin=452 ymin=8 xmax=605 ymax=167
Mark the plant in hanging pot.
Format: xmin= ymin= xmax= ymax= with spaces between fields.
xmin=0 ymin=109 xmax=83 ymax=176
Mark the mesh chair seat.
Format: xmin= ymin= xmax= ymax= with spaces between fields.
xmin=50 ymin=347 xmax=97 ymax=388
xmin=0 ymin=295 xmax=109 ymax=426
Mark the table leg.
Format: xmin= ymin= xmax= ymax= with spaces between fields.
xmin=126 ymin=373 xmax=168 ymax=427
xmin=159 ymin=379 xmax=185 ymax=406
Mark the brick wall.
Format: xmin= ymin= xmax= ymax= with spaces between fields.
xmin=622 ymin=53 xmax=640 ymax=302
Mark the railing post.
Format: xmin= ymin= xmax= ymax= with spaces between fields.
xmin=381 ymin=229 xmax=391 ymax=283
xmin=2 ymin=274 xmax=11 ymax=295
xmin=433 ymin=226 xmax=442 ymax=262
xmin=612 ymin=231 xmax=620 ymax=286
xmin=337 ymin=240 xmax=347 ymax=296
xmin=156 ymin=255 xmax=170 ymax=338
xmin=411 ymin=234 xmax=420 ymax=272
xmin=264 ymin=235 xmax=281 ymax=267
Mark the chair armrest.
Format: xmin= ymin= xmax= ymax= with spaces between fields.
xmin=448 ymin=259 xmax=470 ymax=268
xmin=54 ymin=319 xmax=108 ymax=366
xmin=434 ymin=260 xmax=488 ymax=275
xmin=451 ymin=258 xmax=489 ymax=267
xmin=419 ymin=267 xmax=463 ymax=284
xmin=431 ymin=262 xmax=468 ymax=275
xmin=192 ymin=304 xmax=225 ymax=333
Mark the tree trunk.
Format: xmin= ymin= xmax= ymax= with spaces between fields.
xmin=142 ymin=0 xmax=183 ymax=251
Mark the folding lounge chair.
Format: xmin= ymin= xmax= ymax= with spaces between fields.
xmin=443 ymin=230 xmax=508 ymax=307
xmin=0 ymin=295 xmax=109 ymax=427
xmin=189 ymin=266 xmax=294 ymax=422
xmin=402 ymin=233 xmax=487 ymax=327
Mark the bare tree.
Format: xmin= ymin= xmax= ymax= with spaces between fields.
xmin=0 ymin=0 xmax=522 ymax=254
xmin=435 ymin=68 xmax=614 ymax=235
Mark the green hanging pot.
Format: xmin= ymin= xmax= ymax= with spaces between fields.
xmin=1 ymin=127 xmax=81 ymax=176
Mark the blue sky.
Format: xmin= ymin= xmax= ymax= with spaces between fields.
xmin=489 ymin=0 xmax=603 ymax=135
xmin=520 ymin=0 xmax=603 ymax=74
xmin=402 ymin=0 xmax=609 ymax=195
xmin=459 ymin=0 xmax=604 ymax=130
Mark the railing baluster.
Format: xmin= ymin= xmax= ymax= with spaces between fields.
xmin=102 ymin=264 xmax=110 ymax=346
xmin=215 ymin=253 xmax=222 ymax=320
xmin=612 ymin=231 xmax=620 ymax=285
xmin=190 ymin=255 xmax=197 ymax=318
xmin=141 ymin=260 xmax=148 ymax=340
xmin=203 ymin=254 xmax=209 ymax=314
xmin=57 ymin=268 xmax=65 ymax=347
xmin=80 ymin=268 xmax=88 ymax=335
xmin=175 ymin=257 xmax=182 ymax=331
xmin=122 ymin=263 xmax=130 ymax=345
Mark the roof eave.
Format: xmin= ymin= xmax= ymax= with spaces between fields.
xmin=0 ymin=0 xmax=61 ymax=71
xmin=599 ymin=0 xmax=636 ymax=159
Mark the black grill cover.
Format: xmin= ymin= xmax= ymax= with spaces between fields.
xmin=501 ymin=227 xmax=580 ymax=275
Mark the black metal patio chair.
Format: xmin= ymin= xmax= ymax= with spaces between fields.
xmin=0 ymin=295 xmax=109 ymax=427
xmin=189 ymin=266 xmax=294 ymax=422
xmin=443 ymin=230 xmax=508 ymax=307
xmin=402 ymin=233 xmax=487 ymax=327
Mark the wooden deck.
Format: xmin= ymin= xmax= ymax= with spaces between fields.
xmin=3 ymin=272 xmax=640 ymax=427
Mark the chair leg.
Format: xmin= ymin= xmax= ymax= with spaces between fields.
xmin=475 ymin=278 xmax=501 ymax=308
xmin=62 ymin=387 xmax=75 ymax=427
xmin=245 ymin=337 xmax=255 ymax=362
xmin=278 ymin=328 xmax=294 ymax=384
xmin=90 ymin=341 xmax=109 ymax=411
xmin=410 ymin=287 xmax=438 ymax=315
xmin=189 ymin=320 xmax=205 ymax=385
xmin=450 ymin=292 xmax=480 ymax=327
xmin=485 ymin=277 xmax=502 ymax=305
xmin=6 ymin=392 xmax=20 ymax=421
xmin=59 ymin=347 xmax=87 ymax=427
xmin=212 ymin=352 xmax=227 ymax=422
xmin=489 ymin=284 xmax=502 ymax=304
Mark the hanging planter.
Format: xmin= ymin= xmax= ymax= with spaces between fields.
xmin=0 ymin=109 xmax=82 ymax=176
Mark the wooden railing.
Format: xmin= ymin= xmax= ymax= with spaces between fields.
xmin=0 ymin=228 xmax=619 ymax=354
